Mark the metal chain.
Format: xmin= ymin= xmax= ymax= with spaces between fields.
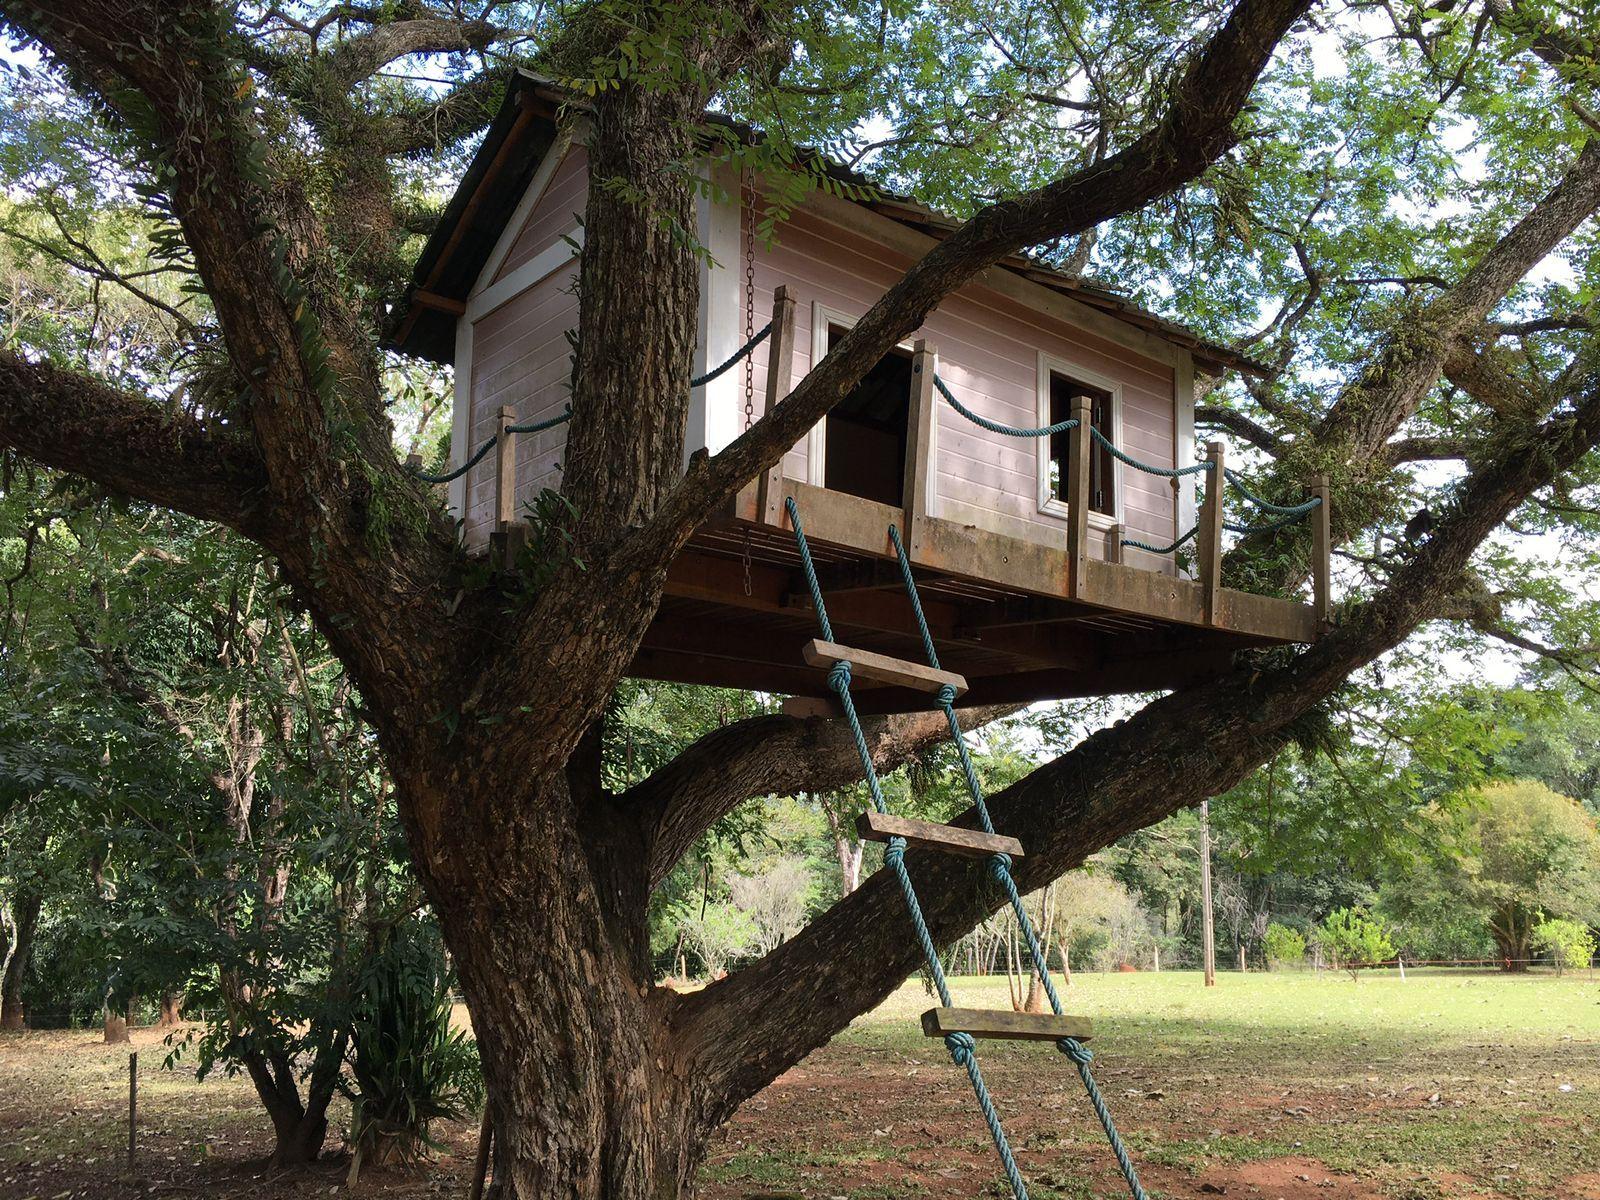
xmin=743 ymin=169 xmax=756 ymax=431
xmin=741 ymin=530 xmax=753 ymax=597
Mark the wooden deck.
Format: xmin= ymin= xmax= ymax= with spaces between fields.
xmin=629 ymin=471 xmax=1321 ymax=710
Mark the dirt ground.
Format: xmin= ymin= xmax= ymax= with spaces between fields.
xmin=1 ymin=971 xmax=1595 ymax=1200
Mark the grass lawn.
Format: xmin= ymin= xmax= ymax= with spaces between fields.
xmin=1 ymin=968 xmax=1595 ymax=1199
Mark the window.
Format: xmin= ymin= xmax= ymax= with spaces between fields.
xmin=821 ymin=322 xmax=913 ymax=507
xmin=1046 ymin=371 xmax=1116 ymax=518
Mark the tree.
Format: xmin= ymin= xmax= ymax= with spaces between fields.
xmin=1532 ymin=918 xmax=1597 ymax=974
xmin=1262 ymin=922 xmax=1306 ymax=969
xmin=1433 ymin=780 xmax=1600 ymax=968
xmin=1315 ymin=908 xmax=1395 ymax=981
xmin=3 ymin=2 xmax=1600 ymax=1197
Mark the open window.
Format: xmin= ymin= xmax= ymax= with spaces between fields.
xmin=1045 ymin=371 xmax=1116 ymax=518
xmin=821 ymin=322 xmax=913 ymax=507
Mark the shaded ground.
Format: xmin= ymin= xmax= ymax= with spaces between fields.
xmin=1 ymin=970 xmax=1595 ymax=1199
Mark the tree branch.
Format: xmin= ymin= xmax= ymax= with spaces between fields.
xmin=631 ymin=705 xmax=1021 ymax=890
xmin=1196 ymin=404 xmax=1284 ymax=455
xmin=0 ymin=352 xmax=269 ymax=534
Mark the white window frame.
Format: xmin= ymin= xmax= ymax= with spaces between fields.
xmin=1035 ymin=351 xmax=1123 ymax=531
xmin=809 ymin=302 xmax=921 ymax=492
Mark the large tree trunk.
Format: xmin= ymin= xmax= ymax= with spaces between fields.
xmin=1490 ymin=906 xmax=1534 ymax=972
xmin=430 ymin=771 xmax=703 ymax=1200
xmin=158 ymin=991 xmax=184 ymax=1026
xmin=0 ymin=890 xmax=40 ymax=1030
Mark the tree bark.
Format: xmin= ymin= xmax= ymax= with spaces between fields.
xmin=0 ymin=890 xmax=39 ymax=1029
xmin=158 ymin=991 xmax=184 ymax=1026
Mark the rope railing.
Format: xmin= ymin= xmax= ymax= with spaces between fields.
xmin=409 ymin=325 xmax=773 ymax=485
xmin=691 ymin=321 xmax=772 ymax=388
xmin=1123 ymin=525 xmax=1199 ymax=556
xmin=407 ymin=409 xmax=573 ymax=484
xmin=1223 ymin=467 xmax=1323 ymax=516
xmin=1091 ymin=426 xmax=1213 ymax=478
xmin=934 ymin=374 xmax=1078 ymax=438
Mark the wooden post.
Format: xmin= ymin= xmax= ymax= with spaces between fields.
xmin=1106 ymin=523 xmax=1124 ymax=565
xmin=1310 ymin=472 xmax=1331 ymax=630
xmin=127 ymin=1051 xmax=137 ymax=1168
xmin=1238 ymin=943 xmax=1247 ymax=973
xmin=469 ymin=1107 xmax=494 ymax=1200
xmin=492 ymin=405 xmax=526 ymax=570
xmin=1065 ymin=392 xmax=1093 ymax=598
xmin=756 ymin=284 xmax=798 ymax=526
xmin=1197 ymin=441 xmax=1225 ymax=625
xmin=902 ymin=339 xmax=937 ymax=556
xmin=1199 ymin=799 xmax=1216 ymax=988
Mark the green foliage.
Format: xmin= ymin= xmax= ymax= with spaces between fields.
xmin=344 ymin=921 xmax=481 ymax=1164
xmin=1262 ymin=922 xmax=1306 ymax=970
xmin=1315 ymin=908 xmax=1395 ymax=979
xmin=1531 ymin=918 xmax=1596 ymax=973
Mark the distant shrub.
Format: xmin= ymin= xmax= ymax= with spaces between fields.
xmin=1262 ymin=923 xmax=1307 ymax=970
xmin=1315 ymin=908 xmax=1395 ymax=981
xmin=1532 ymin=918 xmax=1597 ymax=974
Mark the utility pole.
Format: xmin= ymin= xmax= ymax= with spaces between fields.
xmin=1200 ymin=799 xmax=1216 ymax=987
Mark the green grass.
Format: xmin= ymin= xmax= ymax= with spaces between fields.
xmin=705 ymin=969 xmax=1600 ymax=1200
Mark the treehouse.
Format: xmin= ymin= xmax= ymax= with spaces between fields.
xmin=388 ymin=71 xmax=1332 ymax=711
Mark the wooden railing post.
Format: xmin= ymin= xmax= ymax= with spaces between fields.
xmin=1065 ymin=392 xmax=1093 ymax=597
xmin=1198 ymin=441 xmax=1225 ymax=624
xmin=903 ymin=338 xmax=937 ymax=557
xmin=757 ymin=284 xmax=798 ymax=526
xmin=493 ymin=405 xmax=526 ymax=569
xmin=1310 ymin=472 xmax=1332 ymax=630
xmin=1106 ymin=522 xmax=1124 ymax=564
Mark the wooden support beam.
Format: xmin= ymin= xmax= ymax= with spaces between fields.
xmin=1197 ymin=441 xmax=1225 ymax=625
xmin=411 ymin=288 xmax=466 ymax=316
xmin=1310 ymin=473 xmax=1331 ymax=631
xmin=1065 ymin=392 xmax=1093 ymax=597
xmin=921 ymin=1008 xmax=1093 ymax=1043
xmin=903 ymin=339 xmax=937 ymax=556
xmin=802 ymin=639 xmax=967 ymax=695
xmin=856 ymin=811 xmax=1023 ymax=859
xmin=756 ymin=285 xmax=798 ymax=526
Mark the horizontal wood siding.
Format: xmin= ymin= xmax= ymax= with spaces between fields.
xmin=464 ymin=266 xmax=578 ymax=546
xmin=493 ymin=147 xmax=589 ymax=285
xmin=736 ymin=202 xmax=1179 ymax=571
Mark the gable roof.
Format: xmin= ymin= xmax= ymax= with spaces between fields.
xmin=386 ymin=70 xmax=1264 ymax=377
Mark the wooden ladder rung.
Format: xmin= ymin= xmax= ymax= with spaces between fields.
xmin=802 ymin=639 xmax=967 ymax=696
xmin=855 ymin=811 xmax=1023 ymax=859
xmin=922 ymin=1007 xmax=1093 ymax=1043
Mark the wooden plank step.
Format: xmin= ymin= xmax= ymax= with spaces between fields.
xmin=802 ymin=639 xmax=968 ymax=696
xmin=855 ymin=811 xmax=1023 ymax=859
xmin=922 ymin=1007 xmax=1093 ymax=1043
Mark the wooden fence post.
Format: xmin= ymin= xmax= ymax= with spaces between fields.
xmin=903 ymin=338 xmax=937 ymax=556
xmin=1065 ymin=392 xmax=1093 ymax=598
xmin=1310 ymin=472 xmax=1332 ymax=630
xmin=127 ymin=1051 xmax=137 ymax=1169
xmin=1198 ymin=441 xmax=1225 ymax=625
xmin=756 ymin=284 xmax=798 ymax=526
xmin=492 ymin=405 xmax=526 ymax=570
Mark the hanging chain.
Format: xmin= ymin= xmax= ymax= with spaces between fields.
xmin=743 ymin=168 xmax=756 ymax=432
xmin=741 ymin=529 xmax=753 ymax=597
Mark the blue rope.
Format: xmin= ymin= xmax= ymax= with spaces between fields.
xmin=1122 ymin=525 xmax=1199 ymax=555
xmin=1091 ymin=426 xmax=1214 ymax=478
xmin=408 ymin=410 xmax=574 ymax=484
xmin=691 ymin=322 xmax=772 ymax=388
xmin=506 ymin=407 xmax=573 ymax=435
xmin=786 ymin=497 xmax=1027 ymax=1200
xmin=1225 ymin=507 xmax=1317 ymax=536
xmin=409 ymin=432 xmax=498 ymax=484
xmin=886 ymin=523 xmax=1149 ymax=1200
xmin=1223 ymin=468 xmax=1322 ymax=516
xmin=935 ymin=375 xmax=1078 ymax=438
